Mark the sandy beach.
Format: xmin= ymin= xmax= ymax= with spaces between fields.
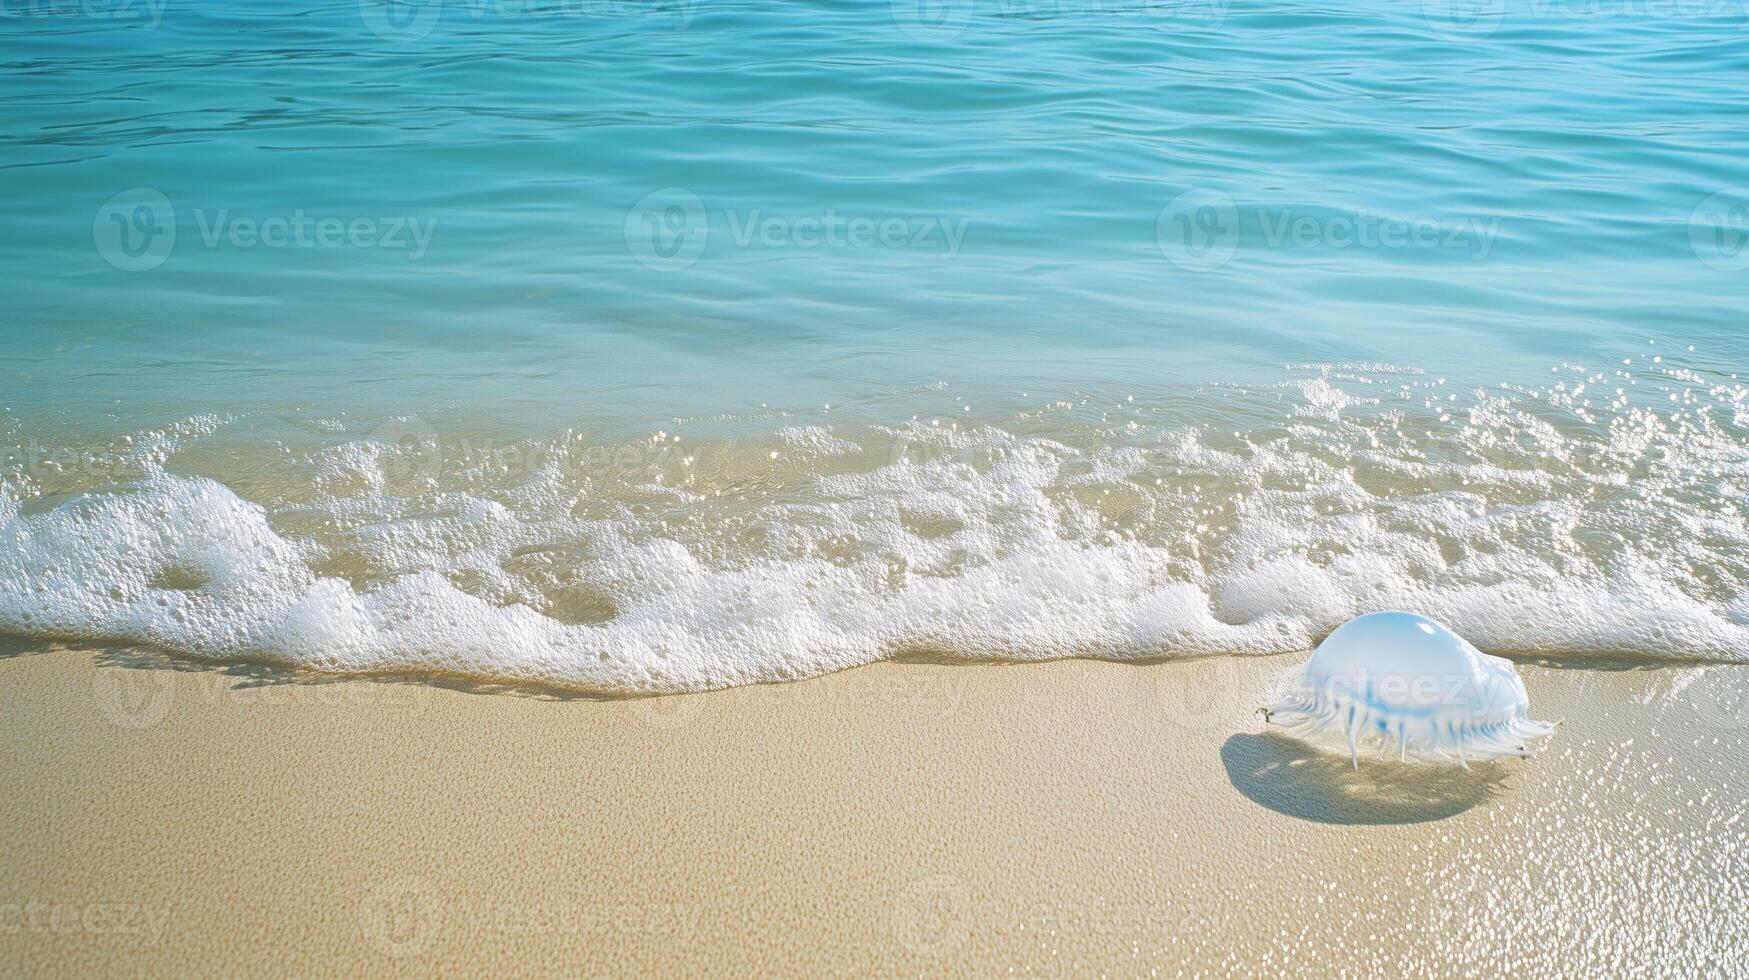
xmin=2 ymin=640 xmax=1743 ymax=976
xmin=7 ymin=0 xmax=1747 ymax=975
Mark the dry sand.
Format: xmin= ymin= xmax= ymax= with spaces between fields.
xmin=2 ymin=639 xmax=1745 ymax=976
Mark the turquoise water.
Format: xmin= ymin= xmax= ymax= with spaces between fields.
xmin=2 ymin=0 xmax=1747 ymax=690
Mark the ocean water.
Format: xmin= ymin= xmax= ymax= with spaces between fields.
xmin=2 ymin=0 xmax=1747 ymax=691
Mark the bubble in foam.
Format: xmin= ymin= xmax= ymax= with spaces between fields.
xmin=1263 ymin=611 xmax=1555 ymax=768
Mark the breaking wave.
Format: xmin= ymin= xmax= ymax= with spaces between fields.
xmin=3 ymin=363 xmax=1746 ymax=693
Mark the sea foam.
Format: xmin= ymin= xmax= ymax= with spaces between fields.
xmin=2 ymin=366 xmax=1745 ymax=693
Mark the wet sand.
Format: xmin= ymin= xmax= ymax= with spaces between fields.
xmin=1 ymin=641 xmax=1744 ymax=976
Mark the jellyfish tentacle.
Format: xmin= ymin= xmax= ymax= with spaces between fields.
xmin=1344 ymin=703 xmax=1362 ymax=769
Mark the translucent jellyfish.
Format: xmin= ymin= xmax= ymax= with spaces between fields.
xmin=1262 ymin=611 xmax=1555 ymax=768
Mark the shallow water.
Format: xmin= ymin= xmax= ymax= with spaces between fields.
xmin=2 ymin=0 xmax=1746 ymax=690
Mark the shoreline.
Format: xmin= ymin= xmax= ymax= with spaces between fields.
xmin=3 ymin=631 xmax=1739 ymax=705
xmin=2 ymin=643 xmax=1745 ymax=975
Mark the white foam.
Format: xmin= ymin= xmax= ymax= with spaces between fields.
xmin=2 ymin=367 xmax=1745 ymax=693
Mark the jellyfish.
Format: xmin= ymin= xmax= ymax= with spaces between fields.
xmin=1262 ymin=611 xmax=1555 ymax=768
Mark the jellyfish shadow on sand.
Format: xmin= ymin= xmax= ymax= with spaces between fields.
xmin=1221 ymin=732 xmax=1515 ymax=825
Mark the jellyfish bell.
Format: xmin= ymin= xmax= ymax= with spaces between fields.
xmin=1262 ymin=611 xmax=1555 ymax=768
